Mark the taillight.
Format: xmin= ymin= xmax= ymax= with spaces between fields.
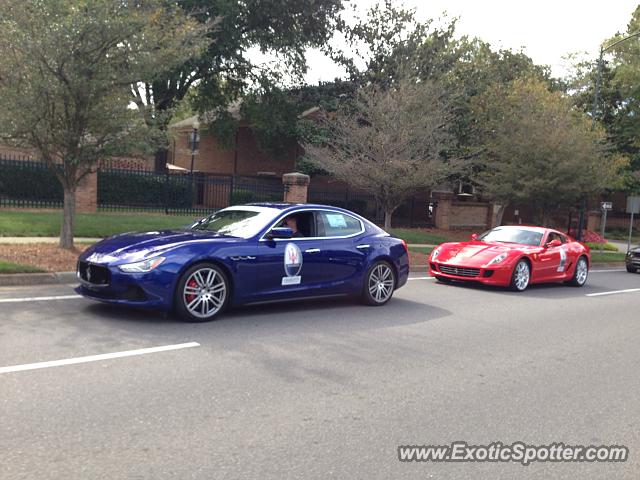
xmin=401 ymin=239 xmax=408 ymax=253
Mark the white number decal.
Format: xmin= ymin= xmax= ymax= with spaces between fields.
xmin=557 ymin=247 xmax=567 ymax=272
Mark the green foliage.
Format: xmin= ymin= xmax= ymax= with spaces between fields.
xmin=472 ymin=77 xmax=627 ymax=224
xmin=141 ymin=0 xmax=345 ymax=127
xmin=98 ymin=171 xmax=193 ymax=209
xmin=586 ymin=242 xmax=619 ymax=252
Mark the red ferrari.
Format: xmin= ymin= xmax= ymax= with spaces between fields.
xmin=428 ymin=226 xmax=590 ymax=291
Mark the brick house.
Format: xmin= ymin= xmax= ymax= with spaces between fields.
xmin=167 ymin=107 xmax=321 ymax=177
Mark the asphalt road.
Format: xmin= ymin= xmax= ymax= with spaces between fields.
xmin=1 ymin=269 xmax=640 ymax=480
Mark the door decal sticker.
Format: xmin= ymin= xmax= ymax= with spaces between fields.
xmin=557 ymin=247 xmax=567 ymax=272
xmin=282 ymin=242 xmax=302 ymax=285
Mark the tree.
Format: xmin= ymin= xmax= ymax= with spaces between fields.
xmin=132 ymin=0 xmax=345 ymax=171
xmin=302 ymin=77 xmax=458 ymax=229
xmin=0 ymin=0 xmax=209 ymax=249
xmin=568 ymin=7 xmax=640 ymax=191
xmin=472 ymin=77 xmax=626 ymax=225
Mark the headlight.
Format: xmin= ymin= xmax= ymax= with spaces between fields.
xmin=627 ymin=251 xmax=634 ymax=257
xmin=118 ymin=257 xmax=165 ymax=273
xmin=431 ymin=246 xmax=443 ymax=260
xmin=487 ymin=253 xmax=508 ymax=265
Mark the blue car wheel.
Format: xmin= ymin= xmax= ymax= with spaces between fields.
xmin=362 ymin=261 xmax=395 ymax=306
xmin=175 ymin=263 xmax=230 ymax=322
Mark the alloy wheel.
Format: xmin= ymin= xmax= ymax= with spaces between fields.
xmin=183 ymin=268 xmax=227 ymax=319
xmin=368 ymin=263 xmax=394 ymax=303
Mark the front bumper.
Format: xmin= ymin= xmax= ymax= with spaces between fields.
xmin=626 ymin=252 xmax=640 ymax=269
xmin=75 ymin=263 xmax=173 ymax=310
xmin=429 ymin=260 xmax=513 ymax=286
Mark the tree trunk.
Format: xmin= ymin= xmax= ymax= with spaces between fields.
xmin=384 ymin=209 xmax=393 ymax=230
xmin=495 ymin=203 xmax=508 ymax=227
xmin=60 ymin=188 xmax=76 ymax=250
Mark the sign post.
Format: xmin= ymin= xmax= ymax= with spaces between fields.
xmin=600 ymin=202 xmax=612 ymax=254
xmin=626 ymin=196 xmax=640 ymax=253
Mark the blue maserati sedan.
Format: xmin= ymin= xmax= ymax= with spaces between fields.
xmin=76 ymin=203 xmax=410 ymax=321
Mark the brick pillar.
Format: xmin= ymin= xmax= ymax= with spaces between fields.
xmin=282 ymin=172 xmax=310 ymax=204
xmin=433 ymin=192 xmax=453 ymax=230
xmin=76 ymin=170 xmax=98 ymax=213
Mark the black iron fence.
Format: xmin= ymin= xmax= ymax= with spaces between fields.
xmin=0 ymin=156 xmax=434 ymax=226
xmin=0 ymin=156 xmax=283 ymax=214
xmin=0 ymin=157 xmax=63 ymax=208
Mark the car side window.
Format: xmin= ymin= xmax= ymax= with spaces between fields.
xmin=316 ymin=211 xmax=362 ymax=237
xmin=546 ymin=232 xmax=566 ymax=245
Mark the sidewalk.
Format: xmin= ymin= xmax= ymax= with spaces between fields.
xmin=0 ymin=237 xmax=101 ymax=244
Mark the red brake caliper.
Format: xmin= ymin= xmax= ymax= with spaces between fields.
xmin=186 ymin=278 xmax=198 ymax=302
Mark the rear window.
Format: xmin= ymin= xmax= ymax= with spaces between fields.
xmin=317 ymin=211 xmax=362 ymax=237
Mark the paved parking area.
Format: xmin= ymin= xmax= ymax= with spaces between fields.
xmin=2 ymin=269 xmax=640 ymax=479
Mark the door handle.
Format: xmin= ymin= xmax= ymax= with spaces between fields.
xmin=304 ymin=248 xmax=321 ymax=253
xmin=356 ymin=244 xmax=371 ymax=249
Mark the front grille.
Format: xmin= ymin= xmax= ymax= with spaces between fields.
xmin=78 ymin=261 xmax=110 ymax=285
xmin=634 ymin=252 xmax=640 ymax=258
xmin=439 ymin=264 xmax=480 ymax=278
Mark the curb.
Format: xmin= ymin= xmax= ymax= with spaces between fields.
xmin=0 ymin=263 xmax=628 ymax=287
xmin=0 ymin=272 xmax=77 ymax=286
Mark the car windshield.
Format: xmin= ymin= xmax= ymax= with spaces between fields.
xmin=191 ymin=207 xmax=279 ymax=239
xmin=477 ymin=227 xmax=543 ymax=246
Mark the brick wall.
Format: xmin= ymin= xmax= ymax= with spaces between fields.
xmin=449 ymin=202 xmax=490 ymax=230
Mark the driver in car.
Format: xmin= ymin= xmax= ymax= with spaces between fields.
xmin=283 ymin=215 xmax=305 ymax=238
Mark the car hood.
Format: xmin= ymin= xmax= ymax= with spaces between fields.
xmin=434 ymin=241 xmax=536 ymax=265
xmin=81 ymin=230 xmax=240 ymax=265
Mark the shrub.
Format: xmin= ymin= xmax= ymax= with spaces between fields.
xmin=0 ymin=161 xmax=62 ymax=201
xmin=98 ymin=170 xmax=193 ymax=209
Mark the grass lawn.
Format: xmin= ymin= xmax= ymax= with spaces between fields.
xmin=0 ymin=260 xmax=44 ymax=274
xmin=408 ymin=246 xmax=434 ymax=255
xmin=590 ymin=252 xmax=627 ymax=263
xmin=0 ymin=210 xmax=197 ymax=237
xmin=389 ymin=228 xmax=452 ymax=245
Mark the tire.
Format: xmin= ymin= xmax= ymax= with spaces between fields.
xmin=175 ymin=263 xmax=230 ymax=322
xmin=627 ymin=265 xmax=638 ymax=273
xmin=509 ymin=259 xmax=530 ymax=292
xmin=568 ymin=256 xmax=589 ymax=287
xmin=362 ymin=261 xmax=396 ymax=306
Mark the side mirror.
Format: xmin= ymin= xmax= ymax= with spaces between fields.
xmin=266 ymin=227 xmax=293 ymax=239
xmin=470 ymin=233 xmax=478 ymax=241
xmin=546 ymin=239 xmax=562 ymax=249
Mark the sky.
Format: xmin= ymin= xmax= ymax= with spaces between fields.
xmin=302 ymin=0 xmax=640 ymax=84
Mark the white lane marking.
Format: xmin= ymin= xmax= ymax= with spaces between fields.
xmin=408 ymin=276 xmax=435 ymax=281
xmin=590 ymin=269 xmax=626 ymax=273
xmin=0 ymin=342 xmax=200 ymax=374
xmin=586 ymin=288 xmax=640 ymax=297
xmin=0 ymin=294 xmax=82 ymax=304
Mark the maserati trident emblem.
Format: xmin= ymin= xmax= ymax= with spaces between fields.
xmin=86 ymin=265 xmax=92 ymax=282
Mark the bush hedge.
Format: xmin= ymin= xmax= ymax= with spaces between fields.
xmin=0 ymin=161 xmax=63 ymax=201
xmin=98 ymin=170 xmax=193 ymax=209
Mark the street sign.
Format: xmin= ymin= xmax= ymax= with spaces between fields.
xmin=627 ymin=196 xmax=640 ymax=215
xmin=601 ymin=201 xmax=613 ymax=211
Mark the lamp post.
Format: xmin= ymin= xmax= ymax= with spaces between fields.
xmin=576 ymin=31 xmax=640 ymax=241
xmin=189 ymin=118 xmax=200 ymax=175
